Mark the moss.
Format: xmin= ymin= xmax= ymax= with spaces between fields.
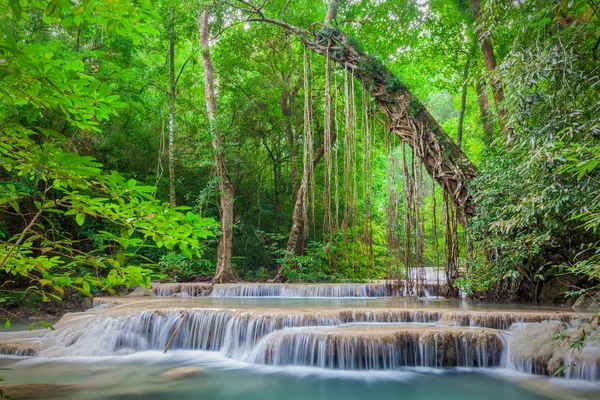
xmin=408 ymin=97 xmax=421 ymax=117
xmin=316 ymin=26 xmax=342 ymax=45
xmin=384 ymin=75 xmax=406 ymax=94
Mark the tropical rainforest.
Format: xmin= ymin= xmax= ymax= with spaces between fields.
xmin=1 ymin=0 xmax=600 ymax=317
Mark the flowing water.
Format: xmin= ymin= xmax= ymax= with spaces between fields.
xmin=1 ymin=289 xmax=599 ymax=399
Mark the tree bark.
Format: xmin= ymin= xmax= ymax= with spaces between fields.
xmin=168 ymin=9 xmax=176 ymax=208
xmin=457 ymin=57 xmax=471 ymax=148
xmin=469 ymin=0 xmax=507 ymax=134
xmin=305 ymin=35 xmax=478 ymax=216
xmin=325 ymin=0 xmax=339 ymax=25
xmin=199 ymin=4 xmax=240 ymax=283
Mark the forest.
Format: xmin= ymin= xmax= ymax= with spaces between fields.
xmin=3 ymin=1 xmax=600 ymax=399
xmin=1 ymin=0 xmax=600 ymax=313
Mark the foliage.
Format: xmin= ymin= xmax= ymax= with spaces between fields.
xmin=0 ymin=0 xmax=215 ymax=314
xmin=466 ymin=0 xmax=600 ymax=300
xmin=1 ymin=0 xmax=599 ymax=306
xmin=158 ymin=251 xmax=214 ymax=281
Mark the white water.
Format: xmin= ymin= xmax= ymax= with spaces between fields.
xmin=0 ymin=297 xmax=597 ymax=387
xmin=2 ymin=305 xmax=595 ymax=378
xmin=154 ymin=269 xmax=448 ymax=298
xmin=243 ymin=324 xmax=502 ymax=369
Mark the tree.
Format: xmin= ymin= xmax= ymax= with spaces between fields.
xmin=468 ymin=0 xmax=507 ymax=135
xmin=198 ymin=2 xmax=240 ymax=283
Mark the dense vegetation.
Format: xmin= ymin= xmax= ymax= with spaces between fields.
xmin=1 ymin=0 xmax=599 ymax=314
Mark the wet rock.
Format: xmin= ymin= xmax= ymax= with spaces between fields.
xmin=161 ymin=366 xmax=205 ymax=379
xmin=0 ymin=341 xmax=39 ymax=356
xmin=573 ymin=292 xmax=600 ymax=312
xmin=508 ymin=321 xmax=568 ymax=376
xmin=128 ymin=286 xmax=154 ymax=297
xmin=538 ymin=275 xmax=579 ymax=305
xmin=0 ymin=383 xmax=78 ymax=398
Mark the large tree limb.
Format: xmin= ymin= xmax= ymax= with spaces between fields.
xmin=239 ymin=15 xmax=477 ymax=217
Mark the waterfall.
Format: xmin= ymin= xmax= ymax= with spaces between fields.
xmin=209 ymin=283 xmax=399 ymax=298
xmin=153 ymin=282 xmax=449 ymax=298
xmin=32 ymin=308 xmax=455 ymax=357
xmin=243 ymin=324 xmax=503 ymax=369
xmin=153 ymin=283 xmax=211 ymax=297
xmin=505 ymin=321 xmax=600 ymax=380
xmin=437 ymin=311 xmax=579 ymax=330
xmin=1 ymin=302 xmax=595 ymax=381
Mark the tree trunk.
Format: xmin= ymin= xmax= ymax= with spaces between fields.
xmin=457 ymin=57 xmax=471 ymax=148
xmin=168 ymin=9 xmax=176 ymax=208
xmin=199 ymin=4 xmax=239 ymax=283
xmin=476 ymin=78 xmax=494 ymax=138
xmin=469 ymin=0 xmax=507 ymax=134
xmin=305 ymin=36 xmax=478 ymax=216
xmin=325 ymin=0 xmax=339 ymax=24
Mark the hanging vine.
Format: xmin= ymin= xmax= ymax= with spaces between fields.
xmin=301 ymin=44 xmax=314 ymax=242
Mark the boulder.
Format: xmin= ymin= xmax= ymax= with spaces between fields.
xmin=573 ymin=292 xmax=600 ymax=312
xmin=538 ymin=275 xmax=579 ymax=305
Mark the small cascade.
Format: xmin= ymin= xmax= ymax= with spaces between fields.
xmin=151 ymin=280 xmax=450 ymax=298
xmin=339 ymin=310 xmax=442 ymax=324
xmin=33 ymin=308 xmax=455 ymax=357
xmin=0 ymin=341 xmax=39 ymax=356
xmin=244 ymin=324 xmax=503 ymax=369
xmin=153 ymin=283 xmax=211 ymax=297
xmin=38 ymin=309 xmax=342 ymax=357
xmin=565 ymin=355 xmax=600 ymax=380
xmin=1 ymin=299 xmax=594 ymax=381
xmin=210 ymin=283 xmax=400 ymax=297
xmin=437 ymin=311 xmax=581 ymax=330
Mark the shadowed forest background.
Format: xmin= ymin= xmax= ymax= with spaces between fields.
xmin=1 ymin=0 xmax=600 ymax=314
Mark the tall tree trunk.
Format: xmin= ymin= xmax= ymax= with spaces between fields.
xmin=457 ymin=57 xmax=471 ymax=148
xmin=476 ymin=78 xmax=494 ymax=138
xmin=199 ymin=4 xmax=239 ymax=283
xmin=168 ymin=9 xmax=176 ymax=208
xmin=469 ymin=0 xmax=507 ymax=134
xmin=325 ymin=0 xmax=339 ymax=24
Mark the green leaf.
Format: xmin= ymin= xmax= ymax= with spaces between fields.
xmin=136 ymin=25 xmax=160 ymax=35
xmin=9 ymin=0 xmax=22 ymax=20
xmin=45 ymin=0 xmax=60 ymax=17
xmin=39 ymin=321 xmax=55 ymax=330
xmin=76 ymin=213 xmax=86 ymax=226
xmin=4 ymin=320 xmax=10 ymax=329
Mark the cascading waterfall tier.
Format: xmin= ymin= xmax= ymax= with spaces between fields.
xmin=153 ymin=282 xmax=445 ymax=298
xmin=8 ymin=308 xmax=446 ymax=357
xmin=153 ymin=283 xmax=212 ymax=297
xmin=245 ymin=324 xmax=503 ymax=369
xmin=437 ymin=311 xmax=579 ymax=330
